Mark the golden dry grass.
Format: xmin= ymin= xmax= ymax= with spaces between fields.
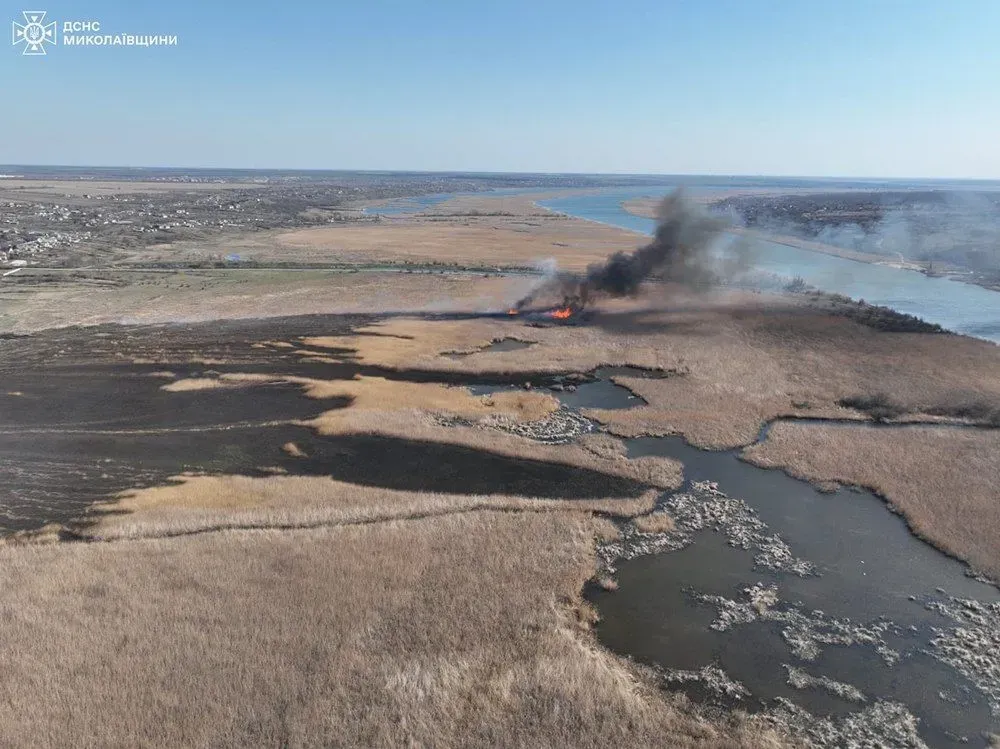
xmin=578 ymin=433 xmax=630 ymax=460
xmin=0 ymin=509 xmax=787 ymax=747
xmin=0 ymin=270 xmax=532 ymax=334
xmin=164 ymin=373 xmax=560 ymax=422
xmin=274 ymin=220 xmax=637 ymax=271
xmin=299 ymin=306 xmax=668 ymax=373
xmin=300 ymin=375 xmax=558 ymax=421
xmin=264 ymin=191 xmax=641 ymax=271
xmin=114 ymin=190 xmax=638 ymax=271
xmin=282 ymin=441 xmax=307 ymax=457
xmin=420 ymin=191 xmax=576 ymax=216
xmin=300 ymin=292 xmax=1000 ymax=449
xmin=743 ymin=422 xmax=1000 ymax=580
xmin=75 ymin=474 xmax=662 ymax=541
xmin=633 ymin=512 xmax=677 ymax=534
xmin=160 ymin=376 xmax=252 ymax=392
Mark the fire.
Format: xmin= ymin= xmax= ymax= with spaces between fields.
xmin=507 ymin=308 xmax=519 ymax=316
xmin=549 ymin=307 xmax=573 ymax=320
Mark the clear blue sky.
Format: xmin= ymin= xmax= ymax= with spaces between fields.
xmin=2 ymin=0 xmax=998 ymax=177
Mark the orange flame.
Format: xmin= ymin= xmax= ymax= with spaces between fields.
xmin=550 ymin=307 xmax=573 ymax=320
xmin=507 ymin=308 xmax=519 ymax=316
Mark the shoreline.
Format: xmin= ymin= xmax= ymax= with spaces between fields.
xmin=622 ymin=196 xmax=1000 ymax=293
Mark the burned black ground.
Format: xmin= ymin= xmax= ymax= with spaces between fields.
xmin=0 ymin=313 xmax=649 ymax=532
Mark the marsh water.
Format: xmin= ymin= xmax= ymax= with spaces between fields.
xmin=598 ymin=433 xmax=1000 ymax=747
xmin=471 ymin=357 xmax=1000 ymax=746
xmin=445 ymin=337 xmax=535 ymax=358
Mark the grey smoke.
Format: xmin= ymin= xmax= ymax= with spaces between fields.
xmin=727 ymin=190 xmax=1000 ymax=278
xmin=515 ymin=190 xmax=729 ymax=310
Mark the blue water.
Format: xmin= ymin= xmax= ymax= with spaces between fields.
xmin=539 ymin=187 xmax=1000 ymax=343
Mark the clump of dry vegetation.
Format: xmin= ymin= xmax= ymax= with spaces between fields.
xmin=925 ymin=399 xmax=1000 ymax=427
xmin=838 ymin=393 xmax=907 ymax=422
xmin=579 ymin=433 xmax=630 ymax=460
xmin=0 ymin=508 xmax=786 ymax=747
xmin=282 ymin=441 xmax=307 ymax=457
xmin=828 ymin=296 xmax=946 ymax=334
xmin=593 ymin=574 xmax=620 ymax=591
xmin=634 ymin=511 xmax=677 ymax=535
xmin=743 ymin=422 xmax=1000 ymax=581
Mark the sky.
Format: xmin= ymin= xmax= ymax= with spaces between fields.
xmin=2 ymin=0 xmax=999 ymax=178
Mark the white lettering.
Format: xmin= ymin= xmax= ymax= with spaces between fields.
xmin=58 ymin=25 xmax=176 ymax=48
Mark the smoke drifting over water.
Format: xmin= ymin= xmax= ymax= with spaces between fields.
xmin=515 ymin=190 xmax=728 ymax=311
xmin=719 ymin=190 xmax=1000 ymax=280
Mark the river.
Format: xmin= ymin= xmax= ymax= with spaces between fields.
xmin=538 ymin=186 xmax=1000 ymax=343
xmin=367 ymin=182 xmax=1000 ymax=343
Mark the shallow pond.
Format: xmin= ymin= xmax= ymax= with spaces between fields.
xmin=445 ymin=338 xmax=535 ymax=358
xmin=469 ymin=365 xmax=650 ymax=411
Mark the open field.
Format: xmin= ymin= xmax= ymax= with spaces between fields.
xmin=0 ymin=189 xmax=641 ymax=333
xmin=0 ymin=269 xmax=532 ymax=334
xmin=121 ymin=190 xmax=641 ymax=270
xmin=274 ymin=218 xmax=632 ymax=270
xmin=0 ymin=178 xmax=267 ymax=198
xmin=743 ymin=422 xmax=1000 ymax=580
xmin=0 ymin=507 xmax=785 ymax=747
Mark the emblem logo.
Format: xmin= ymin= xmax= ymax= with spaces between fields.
xmin=12 ymin=11 xmax=56 ymax=55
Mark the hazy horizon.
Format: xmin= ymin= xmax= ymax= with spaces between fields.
xmin=4 ymin=164 xmax=1000 ymax=184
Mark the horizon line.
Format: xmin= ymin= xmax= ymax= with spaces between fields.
xmin=1 ymin=163 xmax=1000 ymax=183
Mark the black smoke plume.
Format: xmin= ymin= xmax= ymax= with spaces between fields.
xmin=515 ymin=190 xmax=724 ymax=311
